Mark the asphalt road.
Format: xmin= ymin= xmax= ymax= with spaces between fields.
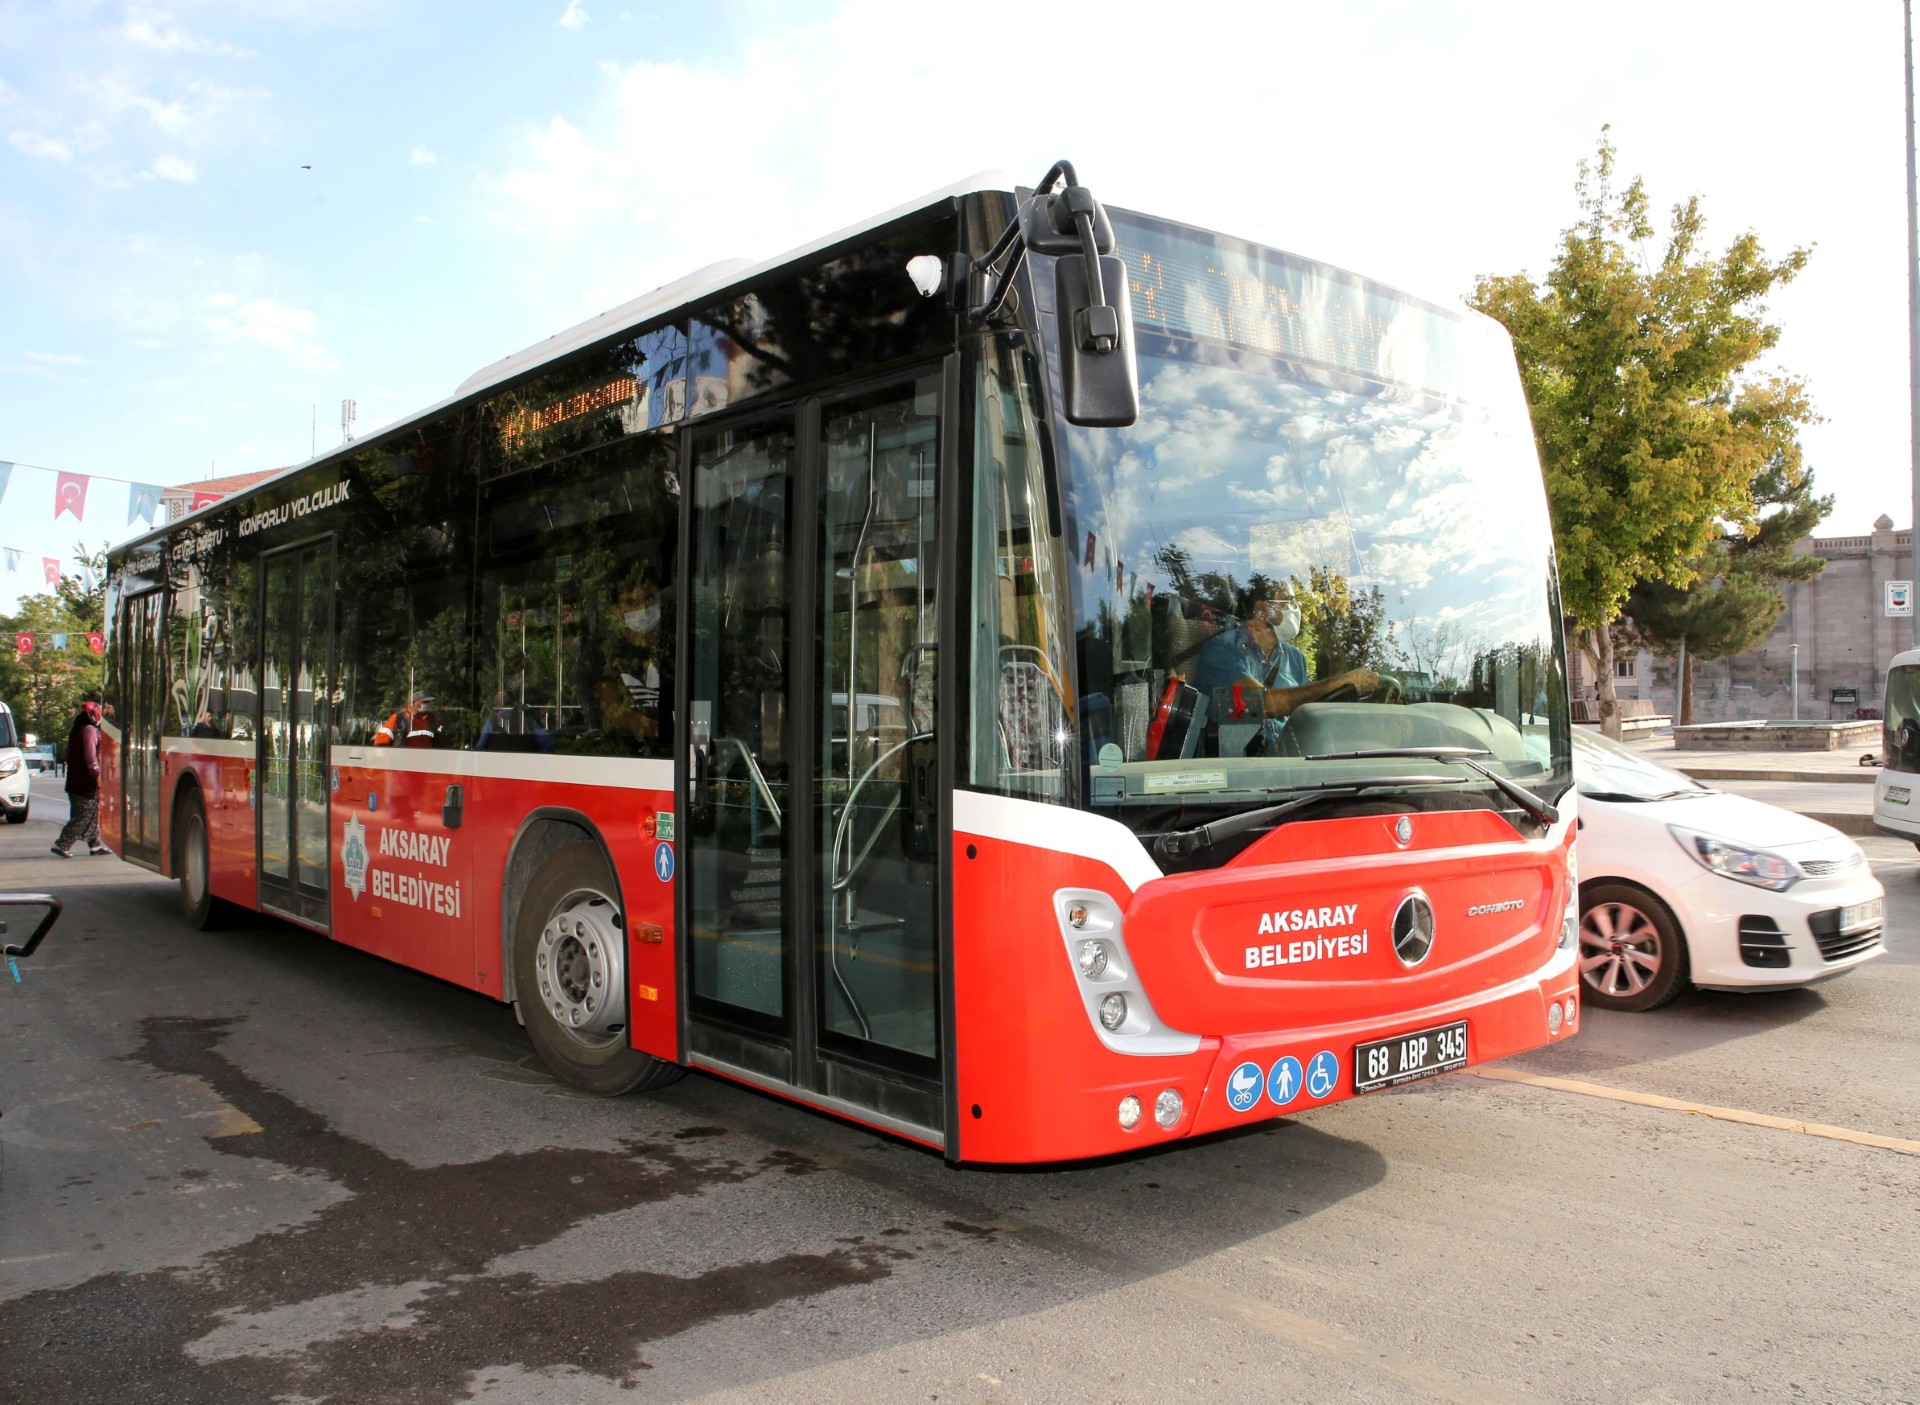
xmin=4 ymin=772 xmax=1918 ymax=1404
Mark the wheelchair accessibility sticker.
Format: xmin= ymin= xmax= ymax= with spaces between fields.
xmin=1306 ymin=1050 xmax=1340 ymax=1099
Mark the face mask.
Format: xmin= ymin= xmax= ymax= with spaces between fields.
xmin=623 ymin=604 xmax=661 ymax=635
xmin=1271 ymin=603 xmax=1302 ymax=643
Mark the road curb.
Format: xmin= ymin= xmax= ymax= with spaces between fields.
xmin=1675 ymin=766 xmax=1877 ymax=785
xmin=1801 ymin=811 xmax=1878 ymax=837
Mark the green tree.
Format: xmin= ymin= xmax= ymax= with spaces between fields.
xmin=1626 ymin=381 xmax=1832 ymax=722
xmin=1295 ymin=566 xmax=1394 ymax=681
xmin=1469 ymin=130 xmax=1812 ymax=738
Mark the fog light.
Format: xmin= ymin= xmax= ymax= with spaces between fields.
xmin=1118 ymin=1095 xmax=1142 ymax=1129
xmin=1076 ymin=939 xmax=1109 ymax=978
xmin=1564 ymin=996 xmax=1578 ymax=1024
xmin=1068 ymin=902 xmax=1091 ymax=929
xmin=1099 ymin=993 xmax=1128 ymax=1031
xmin=1559 ymin=908 xmax=1577 ymax=950
xmin=1547 ymin=1001 xmax=1564 ymax=1034
xmin=1154 ymin=1088 xmax=1184 ymax=1128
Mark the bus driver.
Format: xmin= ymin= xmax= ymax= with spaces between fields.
xmin=1196 ymin=583 xmax=1382 ymax=751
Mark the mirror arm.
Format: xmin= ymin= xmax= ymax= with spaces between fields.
xmin=966 ymin=159 xmax=1079 ymax=328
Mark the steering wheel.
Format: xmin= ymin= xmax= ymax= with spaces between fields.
xmin=1374 ymin=672 xmax=1406 ymax=705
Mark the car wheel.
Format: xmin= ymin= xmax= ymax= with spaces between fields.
xmin=1579 ymin=881 xmax=1690 ymax=1012
xmin=4 ymin=805 xmax=25 ymax=825
xmin=512 ymin=840 xmax=684 ymax=1096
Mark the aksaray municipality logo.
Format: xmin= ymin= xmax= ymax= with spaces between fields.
xmin=342 ymin=815 xmax=369 ymax=900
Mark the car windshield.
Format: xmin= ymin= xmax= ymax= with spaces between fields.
xmin=0 ymin=711 xmax=17 ymax=749
xmin=1572 ymin=728 xmax=1706 ymax=800
xmin=1049 ymin=212 xmax=1570 ymax=840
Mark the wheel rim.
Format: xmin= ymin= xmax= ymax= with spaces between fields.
xmin=534 ymin=887 xmax=627 ymax=1050
xmin=1579 ymin=901 xmax=1664 ymax=1000
xmin=183 ymin=814 xmax=207 ymax=909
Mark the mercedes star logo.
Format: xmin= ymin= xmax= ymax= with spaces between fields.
xmin=1392 ymin=892 xmax=1436 ymax=967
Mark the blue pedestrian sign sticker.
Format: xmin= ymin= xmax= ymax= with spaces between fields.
xmin=653 ymin=841 xmax=675 ymax=883
xmin=1224 ymin=1061 xmax=1263 ymax=1113
xmin=1267 ymin=1055 xmax=1304 ymax=1107
xmin=1306 ymin=1050 xmax=1340 ymax=1100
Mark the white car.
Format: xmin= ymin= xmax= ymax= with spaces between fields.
xmin=1574 ymin=728 xmax=1886 ymax=1011
xmin=0 ymin=701 xmax=29 ymax=824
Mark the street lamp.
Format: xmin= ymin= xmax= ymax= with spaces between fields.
xmin=1790 ymin=642 xmax=1799 ymax=721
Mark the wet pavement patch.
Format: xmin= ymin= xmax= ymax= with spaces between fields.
xmin=0 ymin=1017 xmax=905 ymax=1403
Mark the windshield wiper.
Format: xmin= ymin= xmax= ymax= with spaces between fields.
xmin=1149 ymin=775 xmax=1467 ymax=863
xmin=1304 ymin=747 xmax=1560 ymax=827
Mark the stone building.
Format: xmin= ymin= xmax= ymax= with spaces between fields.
xmin=1573 ymin=513 xmax=1914 ymax=722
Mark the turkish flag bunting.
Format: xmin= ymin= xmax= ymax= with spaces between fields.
xmin=191 ymin=490 xmax=222 ymax=511
xmin=87 ymin=631 xmax=105 ymax=655
xmin=42 ymin=557 xmax=60 ymax=586
xmin=15 ymin=632 xmax=31 ymax=657
xmin=55 ymin=471 xmax=89 ymax=521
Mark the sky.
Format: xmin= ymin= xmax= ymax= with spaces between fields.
xmin=2 ymin=0 xmax=1915 ymax=614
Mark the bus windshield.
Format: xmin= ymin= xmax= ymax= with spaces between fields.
xmin=1055 ymin=213 xmax=1570 ymax=841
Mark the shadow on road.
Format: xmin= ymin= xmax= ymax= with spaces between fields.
xmin=0 ymin=853 xmax=1390 ymax=1403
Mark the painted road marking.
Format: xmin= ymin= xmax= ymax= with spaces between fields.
xmin=1468 ymin=1067 xmax=1920 ymax=1157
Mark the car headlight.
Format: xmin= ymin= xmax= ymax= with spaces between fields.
xmin=1669 ymin=826 xmax=1798 ymax=891
xmin=0 ymin=756 xmax=20 ymax=777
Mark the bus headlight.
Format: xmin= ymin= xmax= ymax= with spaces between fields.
xmin=1154 ymin=1088 xmax=1184 ymax=1128
xmin=1099 ymin=993 xmax=1128 ymax=1031
xmin=1076 ymin=939 xmax=1110 ymax=978
xmin=1118 ymin=1095 xmax=1143 ymax=1129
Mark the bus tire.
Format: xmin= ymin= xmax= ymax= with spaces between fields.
xmin=512 ymin=840 xmax=684 ymax=1096
xmin=175 ymin=789 xmax=221 ymax=930
xmin=1578 ymin=881 xmax=1689 ymax=1012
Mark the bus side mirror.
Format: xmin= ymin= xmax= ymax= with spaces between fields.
xmin=1055 ymin=252 xmax=1139 ymax=428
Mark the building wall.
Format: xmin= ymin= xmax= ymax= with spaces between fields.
xmin=1608 ymin=515 xmax=1914 ymax=722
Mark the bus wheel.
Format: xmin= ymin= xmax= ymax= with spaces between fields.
xmin=176 ymin=790 xmax=220 ymax=930
xmin=513 ymin=841 xmax=683 ymax=1096
xmin=1578 ymin=882 xmax=1689 ymax=1012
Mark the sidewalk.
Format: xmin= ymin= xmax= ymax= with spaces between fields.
xmin=1622 ymin=731 xmax=1882 ymax=836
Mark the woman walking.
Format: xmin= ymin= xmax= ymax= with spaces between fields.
xmin=51 ymin=699 xmax=109 ymax=857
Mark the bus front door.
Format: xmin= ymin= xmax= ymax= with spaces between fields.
xmin=257 ymin=539 xmax=337 ymax=928
xmin=683 ymin=373 xmax=946 ymax=1145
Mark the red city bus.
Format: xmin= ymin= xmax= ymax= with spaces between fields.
xmin=99 ymin=164 xmax=1580 ymax=1164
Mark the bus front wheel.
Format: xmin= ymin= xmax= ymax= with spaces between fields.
xmin=512 ymin=841 xmax=684 ymax=1096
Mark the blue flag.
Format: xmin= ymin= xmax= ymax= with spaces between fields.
xmin=128 ymin=481 xmax=161 ymax=527
xmin=0 ymin=462 xmax=11 ymax=509
xmin=1 ymin=548 xmax=18 ymax=572
xmin=50 ymin=632 xmax=68 ymax=651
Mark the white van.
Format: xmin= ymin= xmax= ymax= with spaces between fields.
xmin=0 ymin=701 xmax=29 ymax=824
xmin=1876 ymin=648 xmax=1920 ymax=847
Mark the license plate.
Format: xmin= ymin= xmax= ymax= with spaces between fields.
xmin=1354 ymin=1020 xmax=1468 ymax=1093
xmin=1840 ymin=898 xmax=1884 ymax=932
xmin=1887 ymin=786 xmax=1911 ymax=807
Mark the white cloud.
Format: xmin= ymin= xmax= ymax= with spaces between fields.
xmin=408 ymin=145 xmax=436 ymax=166
xmin=559 ymin=0 xmax=589 ymax=29
xmin=151 ymin=154 xmax=196 ymax=183
xmin=122 ymin=7 xmax=255 ymax=58
xmin=8 ymin=129 xmax=73 ymax=161
xmin=24 ymin=350 xmax=86 ymax=365
xmin=202 ymin=295 xmax=335 ymax=368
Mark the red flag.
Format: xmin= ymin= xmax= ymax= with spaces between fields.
xmin=14 ymin=632 xmax=31 ymax=657
xmin=87 ymin=631 xmax=104 ymax=655
xmin=54 ymin=471 xmax=89 ymax=521
xmin=1083 ymin=531 xmax=1096 ymax=567
xmin=42 ymin=557 xmax=60 ymax=586
xmin=191 ymin=490 xmax=222 ymax=511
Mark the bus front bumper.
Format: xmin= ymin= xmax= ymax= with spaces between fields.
xmin=1181 ymin=945 xmax=1580 ymax=1139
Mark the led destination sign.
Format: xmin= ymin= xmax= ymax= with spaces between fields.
xmin=1114 ymin=214 xmax=1485 ymax=401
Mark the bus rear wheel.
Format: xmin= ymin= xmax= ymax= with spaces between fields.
xmin=175 ymin=789 xmax=221 ymax=930
xmin=513 ymin=841 xmax=684 ymax=1096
